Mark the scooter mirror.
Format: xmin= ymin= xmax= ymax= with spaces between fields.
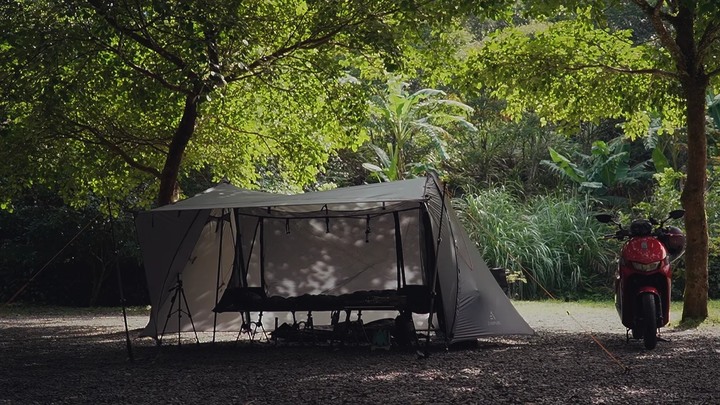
xmin=595 ymin=214 xmax=613 ymax=223
xmin=668 ymin=209 xmax=685 ymax=219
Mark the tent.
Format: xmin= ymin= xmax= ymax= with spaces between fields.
xmin=135 ymin=174 xmax=534 ymax=344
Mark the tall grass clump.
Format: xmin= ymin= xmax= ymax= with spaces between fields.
xmin=455 ymin=187 xmax=615 ymax=299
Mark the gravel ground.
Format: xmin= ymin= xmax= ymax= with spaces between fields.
xmin=1 ymin=301 xmax=719 ymax=404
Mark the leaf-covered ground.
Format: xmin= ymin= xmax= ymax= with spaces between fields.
xmin=1 ymin=301 xmax=718 ymax=404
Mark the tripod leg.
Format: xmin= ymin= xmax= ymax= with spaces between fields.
xmin=177 ymin=294 xmax=182 ymax=346
xmin=159 ymin=289 xmax=180 ymax=346
xmin=180 ymin=287 xmax=200 ymax=344
xmin=235 ymin=312 xmax=248 ymax=343
xmin=248 ymin=312 xmax=268 ymax=343
xmin=257 ymin=322 xmax=268 ymax=342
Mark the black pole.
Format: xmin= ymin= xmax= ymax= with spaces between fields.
xmin=423 ymin=182 xmax=448 ymax=357
xmin=107 ymin=198 xmax=134 ymax=363
xmin=213 ymin=209 xmax=226 ymax=343
xmin=260 ymin=218 xmax=266 ymax=292
xmin=393 ymin=211 xmax=406 ymax=289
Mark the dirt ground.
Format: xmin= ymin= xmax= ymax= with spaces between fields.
xmin=1 ymin=301 xmax=719 ymax=404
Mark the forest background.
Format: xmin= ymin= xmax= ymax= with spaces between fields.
xmin=1 ymin=1 xmax=719 ymax=323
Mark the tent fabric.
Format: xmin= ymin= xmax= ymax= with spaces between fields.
xmin=150 ymin=178 xmax=430 ymax=211
xmin=135 ymin=175 xmax=534 ymax=343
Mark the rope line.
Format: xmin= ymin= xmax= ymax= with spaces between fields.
xmin=508 ymin=253 xmax=628 ymax=372
xmin=565 ymin=309 xmax=629 ymax=373
xmin=3 ymin=213 xmax=102 ymax=307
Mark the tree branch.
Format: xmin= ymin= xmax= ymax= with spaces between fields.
xmin=65 ymin=118 xmax=163 ymax=178
xmin=225 ymin=25 xmax=346 ymax=83
xmin=95 ymin=41 xmax=191 ymax=94
xmin=224 ymin=4 xmax=401 ymax=84
xmin=697 ymin=20 xmax=720 ymax=64
xmin=631 ymin=0 xmax=677 ymax=23
xmin=218 ymin=122 xmax=280 ymax=142
xmin=566 ymin=63 xmax=678 ymax=78
xmin=631 ymin=0 xmax=686 ymax=72
xmin=219 ymin=122 xmax=277 ymax=155
xmin=87 ymin=1 xmax=192 ymax=77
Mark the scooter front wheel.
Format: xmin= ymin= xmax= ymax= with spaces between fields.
xmin=640 ymin=293 xmax=657 ymax=350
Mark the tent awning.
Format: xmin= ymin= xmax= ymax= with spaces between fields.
xmin=151 ymin=177 xmax=432 ymax=212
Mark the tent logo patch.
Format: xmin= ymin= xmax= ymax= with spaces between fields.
xmin=488 ymin=311 xmax=501 ymax=326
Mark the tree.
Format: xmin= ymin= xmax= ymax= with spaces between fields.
xmin=464 ymin=1 xmax=719 ymax=321
xmin=0 ymin=0 xmax=457 ymax=207
xmin=362 ymin=76 xmax=476 ymax=181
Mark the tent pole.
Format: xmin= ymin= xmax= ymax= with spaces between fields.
xmin=393 ymin=211 xmax=406 ymax=289
xmin=107 ymin=198 xmax=134 ymax=363
xmin=236 ymin=211 xmax=252 ymax=327
xmin=246 ymin=218 xmax=261 ymax=282
xmin=212 ymin=209 xmax=226 ymax=344
xmin=423 ymin=182 xmax=448 ymax=357
xmin=234 ymin=209 xmax=247 ymax=288
xmin=260 ymin=218 xmax=266 ymax=292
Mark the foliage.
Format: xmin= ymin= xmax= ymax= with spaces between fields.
xmin=362 ymin=76 xmax=476 ymax=181
xmin=455 ymin=187 xmax=614 ymax=299
xmin=461 ymin=1 xmax=720 ymax=321
xmin=443 ymin=108 xmax=572 ymax=195
xmin=194 ymin=68 xmax=370 ymax=194
xmin=0 ymin=188 xmax=146 ymax=306
xmin=464 ymin=15 xmax=686 ymax=139
xmin=632 ymin=168 xmax=685 ymax=222
xmin=542 ymin=136 xmax=654 ymax=206
xmin=709 ymin=89 xmax=720 ymax=163
xmin=708 ymin=89 xmax=720 ymax=131
xmin=1 ymin=0 xmax=470 ymax=207
xmin=631 ymin=167 xmax=720 ymax=300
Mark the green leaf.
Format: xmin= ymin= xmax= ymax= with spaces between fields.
xmin=651 ymin=146 xmax=669 ymax=173
xmin=547 ymin=147 xmax=585 ymax=183
xmin=580 ymin=181 xmax=603 ymax=189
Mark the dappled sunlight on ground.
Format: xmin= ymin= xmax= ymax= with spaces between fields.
xmin=1 ymin=303 xmax=719 ymax=404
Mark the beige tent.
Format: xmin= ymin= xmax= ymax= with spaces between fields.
xmin=135 ymin=174 xmax=533 ymax=344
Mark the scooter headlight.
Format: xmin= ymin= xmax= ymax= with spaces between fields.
xmin=631 ymin=260 xmax=661 ymax=272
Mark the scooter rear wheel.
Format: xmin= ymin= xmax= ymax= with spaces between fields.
xmin=641 ymin=293 xmax=657 ymax=350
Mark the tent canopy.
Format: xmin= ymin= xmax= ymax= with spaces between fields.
xmin=135 ymin=174 xmax=533 ymax=343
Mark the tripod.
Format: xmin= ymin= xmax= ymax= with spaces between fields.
xmin=236 ymin=311 xmax=269 ymax=343
xmin=160 ymin=274 xmax=199 ymax=345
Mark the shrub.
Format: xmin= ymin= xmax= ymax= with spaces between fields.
xmin=455 ymin=187 xmax=615 ymax=299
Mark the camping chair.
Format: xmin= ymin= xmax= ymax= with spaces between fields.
xmin=331 ymin=309 xmax=369 ymax=346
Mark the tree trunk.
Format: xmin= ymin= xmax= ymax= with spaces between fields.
xmin=157 ymin=95 xmax=199 ymax=206
xmin=680 ymin=76 xmax=709 ymax=321
xmin=671 ymin=2 xmax=710 ymax=322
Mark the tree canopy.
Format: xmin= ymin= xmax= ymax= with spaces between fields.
xmin=462 ymin=0 xmax=720 ymax=320
xmin=4 ymin=0 xmax=720 ymax=318
xmin=1 ymin=0 xmax=476 ymax=208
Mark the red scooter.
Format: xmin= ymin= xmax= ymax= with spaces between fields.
xmin=596 ymin=210 xmax=686 ymax=349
